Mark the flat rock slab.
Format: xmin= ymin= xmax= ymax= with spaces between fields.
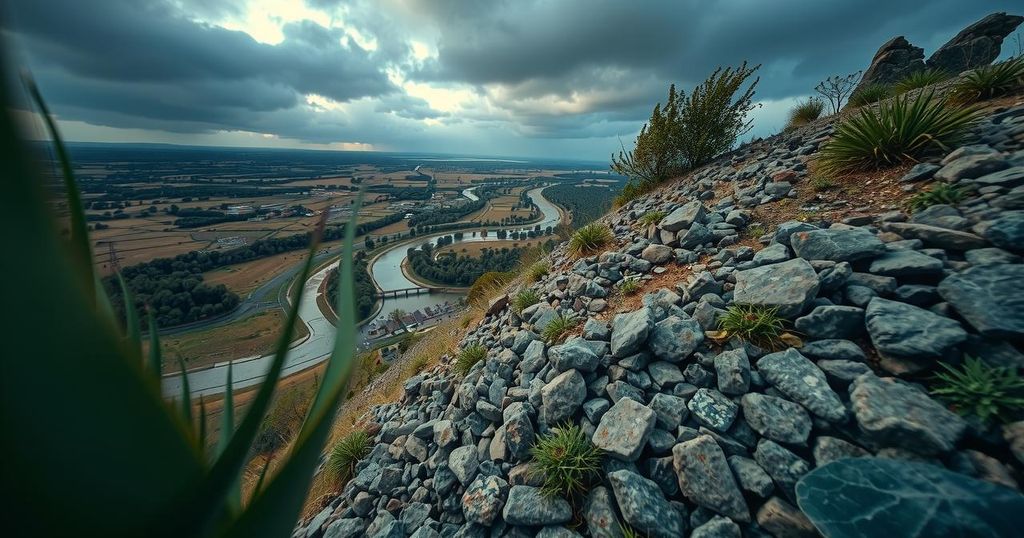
xmin=733 ymin=258 xmax=820 ymax=318
xmin=868 ymin=250 xmax=944 ymax=277
xmin=757 ymin=348 xmax=846 ymax=422
xmin=592 ymin=398 xmax=656 ymax=461
xmin=791 ymin=227 xmax=886 ymax=262
xmin=660 ymin=200 xmax=707 ymax=232
xmin=865 ymin=297 xmax=967 ymax=362
xmin=849 ymin=374 xmax=967 ymax=455
xmin=938 ymin=263 xmax=1024 ymax=340
xmin=611 ymin=307 xmax=654 ymax=358
xmin=741 ymin=393 xmax=812 ymax=445
xmin=647 ymin=315 xmax=704 ymax=362
xmin=882 ymin=222 xmax=988 ymax=250
xmin=502 ymin=485 xmax=572 ymax=526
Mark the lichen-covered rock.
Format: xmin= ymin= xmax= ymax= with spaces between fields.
xmin=865 ymin=297 xmax=967 ymax=373
xmin=462 ymin=475 xmax=509 ymax=525
xmin=850 ymin=374 xmax=967 ymax=455
xmin=757 ymin=348 xmax=846 ymax=422
xmin=502 ymin=486 xmax=572 ymax=526
xmin=647 ymin=315 xmax=704 ymax=362
xmin=541 ymin=369 xmax=587 ymax=424
xmin=611 ymin=307 xmax=655 ymax=358
xmin=688 ymin=388 xmax=739 ymax=432
xmin=741 ymin=393 xmax=812 ymax=445
xmin=672 ymin=435 xmax=749 ymax=522
xmin=938 ymin=263 xmax=1024 ymax=340
xmin=593 ymin=398 xmax=656 ymax=461
xmin=608 ymin=470 xmax=685 ymax=538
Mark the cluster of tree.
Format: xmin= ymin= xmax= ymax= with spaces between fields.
xmin=408 ymin=197 xmax=486 ymax=227
xmin=365 ymin=184 xmax=432 ymax=200
xmin=611 ymin=63 xmax=760 ymax=194
xmin=83 ymin=183 xmax=306 ymax=203
xmin=543 ymin=183 xmax=617 ymax=229
xmin=105 ymin=261 xmax=240 ymax=330
xmin=408 ymin=244 xmax=523 ymax=287
xmin=325 ymin=255 xmax=377 ymax=321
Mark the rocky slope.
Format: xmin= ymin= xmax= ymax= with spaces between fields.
xmin=295 ymin=91 xmax=1024 ymax=538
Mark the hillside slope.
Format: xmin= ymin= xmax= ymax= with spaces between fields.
xmin=296 ymin=89 xmax=1024 ymax=537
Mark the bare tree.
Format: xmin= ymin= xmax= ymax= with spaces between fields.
xmin=815 ymin=71 xmax=862 ymax=115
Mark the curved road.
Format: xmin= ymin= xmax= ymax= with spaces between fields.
xmin=162 ymin=186 xmax=561 ymax=398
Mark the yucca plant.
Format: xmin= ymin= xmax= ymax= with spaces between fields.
xmin=950 ymin=57 xmax=1024 ymax=104
xmin=454 ymin=344 xmax=487 ymax=376
xmin=4 ymin=76 xmax=360 ymax=537
xmin=718 ymin=304 xmax=787 ymax=349
xmin=785 ymin=97 xmax=824 ymax=129
xmin=893 ymin=68 xmax=951 ymax=94
xmin=327 ymin=431 xmax=371 ymax=484
xmin=638 ymin=210 xmax=667 ymax=226
xmin=512 ymin=289 xmax=542 ymax=314
xmin=568 ymin=223 xmax=614 ymax=257
xmin=906 ymin=182 xmax=966 ymax=212
xmin=848 ymin=83 xmax=891 ymax=108
xmin=530 ymin=424 xmax=603 ymax=499
xmin=931 ymin=357 xmax=1024 ymax=425
xmin=525 ymin=261 xmax=549 ymax=283
xmin=816 ymin=91 xmax=981 ymax=176
xmin=542 ymin=313 xmax=579 ymax=344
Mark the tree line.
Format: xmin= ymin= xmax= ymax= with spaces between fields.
xmin=407 ymin=244 xmax=524 ymax=287
xmin=542 ymin=182 xmax=619 ymax=229
xmin=325 ymin=255 xmax=377 ymax=322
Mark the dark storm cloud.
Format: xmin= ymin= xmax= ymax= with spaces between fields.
xmin=374 ymin=94 xmax=448 ymax=120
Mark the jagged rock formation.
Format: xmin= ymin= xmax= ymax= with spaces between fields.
xmin=854 ymin=36 xmax=925 ymax=93
xmin=927 ymin=12 xmax=1024 ymax=74
xmin=294 ymin=95 xmax=1024 ymax=538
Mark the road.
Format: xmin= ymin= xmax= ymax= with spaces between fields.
xmin=161 ymin=186 xmax=562 ymax=398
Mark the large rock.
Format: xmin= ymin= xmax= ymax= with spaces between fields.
xmin=541 ymin=369 xmax=587 ymax=424
xmin=660 ymin=201 xmax=707 ymax=232
xmin=688 ymin=388 xmax=739 ymax=432
xmin=854 ymin=36 xmax=925 ymax=95
xmin=641 ymin=244 xmax=674 ymax=264
xmin=592 ymin=398 xmax=656 ymax=461
xmin=757 ymin=349 xmax=846 ymax=422
xmin=790 ymin=227 xmax=886 ymax=262
xmin=607 ymin=470 xmax=685 ymax=538
xmin=850 ymin=374 xmax=968 ymax=455
xmin=927 ymin=12 xmax=1024 ymax=74
xmin=794 ymin=305 xmax=864 ymax=339
xmin=462 ymin=475 xmax=509 ymax=525
xmin=647 ymin=315 xmax=704 ymax=362
xmin=938 ymin=264 xmax=1024 ymax=340
xmin=985 ymin=212 xmax=1024 ymax=252
xmin=733 ymin=258 xmax=820 ymax=318
xmin=741 ymin=393 xmax=812 ymax=445
xmin=868 ymin=250 xmax=944 ymax=277
xmin=865 ymin=297 xmax=967 ymax=372
xmin=881 ymin=222 xmax=987 ymax=250
xmin=502 ymin=485 xmax=572 ymax=526
xmin=583 ymin=487 xmax=625 ymax=538
xmin=673 ymin=435 xmax=750 ymax=522
xmin=504 ymin=402 xmax=536 ymax=461
xmin=448 ymin=446 xmax=479 ymax=485
xmin=550 ymin=338 xmax=600 ymax=372
xmin=611 ymin=307 xmax=654 ymax=358
xmin=756 ymin=497 xmax=818 ymax=538
xmin=754 ymin=440 xmax=811 ymax=501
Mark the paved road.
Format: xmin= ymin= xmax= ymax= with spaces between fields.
xmin=161 ymin=187 xmax=561 ymax=398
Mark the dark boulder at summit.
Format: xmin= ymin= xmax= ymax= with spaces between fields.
xmin=927 ymin=12 xmax=1024 ymax=74
xmin=854 ymin=36 xmax=925 ymax=94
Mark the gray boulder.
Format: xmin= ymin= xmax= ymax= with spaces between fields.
xmin=757 ymin=348 xmax=846 ymax=422
xmin=865 ymin=297 xmax=967 ymax=372
xmin=854 ymin=36 xmax=925 ymax=94
xmin=850 ymin=374 xmax=967 ymax=455
xmin=502 ymin=486 xmax=572 ymax=526
xmin=794 ymin=305 xmax=865 ymax=339
xmin=938 ymin=263 xmax=1024 ymax=340
xmin=672 ymin=435 xmax=750 ymax=522
xmin=541 ymin=369 xmax=587 ymax=424
xmin=688 ymin=388 xmax=739 ymax=432
xmin=741 ymin=393 xmax=812 ymax=445
xmin=611 ymin=307 xmax=655 ymax=358
xmin=583 ymin=487 xmax=625 ymax=538
xmin=608 ymin=470 xmax=685 ymax=538
xmin=869 ymin=250 xmax=944 ymax=277
xmin=791 ymin=227 xmax=886 ymax=262
xmin=462 ymin=475 xmax=509 ymax=525
xmin=661 ymin=201 xmax=707 ymax=232
xmin=927 ymin=12 xmax=1024 ymax=74
xmin=592 ymin=398 xmax=656 ymax=461
xmin=733 ymin=258 xmax=820 ymax=318
xmin=647 ymin=315 xmax=704 ymax=362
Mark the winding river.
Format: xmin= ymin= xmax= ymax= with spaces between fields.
xmin=161 ymin=186 xmax=562 ymax=398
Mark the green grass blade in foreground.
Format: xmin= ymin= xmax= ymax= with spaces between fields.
xmin=118 ymin=273 xmax=142 ymax=356
xmin=193 ymin=212 xmax=329 ymax=534
xmin=23 ymin=75 xmax=96 ymax=300
xmin=178 ymin=358 xmax=193 ymax=426
xmin=226 ymin=195 xmax=363 ymax=537
xmin=198 ymin=395 xmax=208 ymax=453
xmin=147 ymin=309 xmax=162 ymax=378
xmin=2 ymin=74 xmax=203 ymax=536
xmin=220 ymin=362 xmax=241 ymax=513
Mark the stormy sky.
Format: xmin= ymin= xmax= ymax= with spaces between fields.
xmin=3 ymin=0 xmax=1021 ymax=160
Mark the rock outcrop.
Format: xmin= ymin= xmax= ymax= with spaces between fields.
xmin=927 ymin=12 xmax=1024 ymax=74
xmin=854 ymin=36 xmax=925 ymax=93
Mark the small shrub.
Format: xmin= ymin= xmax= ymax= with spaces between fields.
xmin=638 ymin=210 xmax=667 ymax=226
xmin=931 ymin=357 xmax=1024 ymax=425
xmin=893 ymin=68 xmax=951 ymax=94
xmin=675 ymin=62 xmax=761 ymax=168
xmin=568 ymin=223 xmax=613 ymax=257
xmin=467 ymin=271 xmax=514 ymax=307
xmin=785 ymin=97 xmax=824 ymax=129
xmin=530 ymin=424 xmax=602 ymax=499
xmin=718 ymin=304 xmax=786 ymax=349
xmin=745 ymin=224 xmax=767 ymax=239
xmin=848 ymin=83 xmax=891 ymax=107
xmin=809 ymin=176 xmax=837 ymax=191
xmin=618 ymin=278 xmax=642 ymax=295
xmin=816 ymin=91 xmax=981 ymax=176
xmin=950 ymin=57 xmax=1024 ymax=104
xmin=905 ymin=183 xmax=966 ymax=212
xmin=613 ymin=179 xmax=656 ymax=208
xmin=525 ymin=261 xmax=549 ymax=283
xmin=542 ymin=313 xmax=579 ymax=344
xmin=454 ymin=344 xmax=487 ymax=376
xmin=409 ymin=353 xmax=430 ymax=373
xmin=512 ymin=289 xmax=541 ymax=314
xmin=328 ymin=430 xmax=371 ymax=483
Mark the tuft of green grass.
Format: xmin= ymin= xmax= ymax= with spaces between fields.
xmin=525 ymin=261 xmax=550 ymax=283
xmin=542 ymin=313 xmax=579 ymax=344
xmin=950 ymin=57 xmax=1024 ymax=104
xmin=638 ymin=210 xmax=667 ymax=226
xmin=931 ymin=357 xmax=1024 ymax=425
xmin=816 ymin=91 xmax=981 ymax=176
xmin=809 ymin=176 xmax=838 ymax=192
xmin=327 ymin=430 xmax=371 ymax=484
xmin=848 ymin=83 xmax=891 ymax=108
xmin=785 ymin=97 xmax=825 ymax=129
xmin=906 ymin=183 xmax=966 ymax=212
xmin=512 ymin=289 xmax=542 ymax=314
xmin=719 ymin=304 xmax=787 ymax=349
xmin=893 ymin=68 xmax=951 ymax=94
xmin=618 ymin=278 xmax=642 ymax=295
xmin=745 ymin=224 xmax=767 ymax=239
xmin=530 ymin=424 xmax=603 ymax=499
xmin=568 ymin=223 xmax=614 ymax=257
xmin=454 ymin=344 xmax=487 ymax=376
xmin=614 ymin=179 xmax=656 ymax=208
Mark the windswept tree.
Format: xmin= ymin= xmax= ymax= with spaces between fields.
xmin=816 ymin=71 xmax=861 ymax=115
xmin=673 ymin=61 xmax=761 ymax=168
xmin=610 ymin=85 xmax=682 ymax=183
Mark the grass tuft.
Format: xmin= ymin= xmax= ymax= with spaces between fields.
xmin=785 ymin=97 xmax=824 ymax=129
xmin=718 ymin=304 xmax=786 ymax=349
xmin=893 ymin=68 xmax=951 ymax=94
xmin=638 ymin=210 xmax=667 ymax=226
xmin=906 ymin=182 xmax=966 ymax=212
xmin=618 ymin=278 xmax=642 ymax=296
xmin=530 ymin=424 xmax=603 ymax=499
xmin=809 ymin=176 xmax=838 ymax=192
xmin=542 ymin=313 xmax=579 ymax=344
xmin=950 ymin=57 xmax=1024 ymax=104
xmin=512 ymin=289 xmax=542 ymax=314
xmin=525 ymin=261 xmax=550 ymax=283
xmin=848 ymin=83 xmax=891 ymax=108
xmin=568 ymin=223 xmax=614 ymax=257
xmin=454 ymin=344 xmax=487 ymax=376
xmin=327 ymin=430 xmax=371 ymax=484
xmin=931 ymin=356 xmax=1024 ymax=425
xmin=816 ymin=91 xmax=981 ymax=176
